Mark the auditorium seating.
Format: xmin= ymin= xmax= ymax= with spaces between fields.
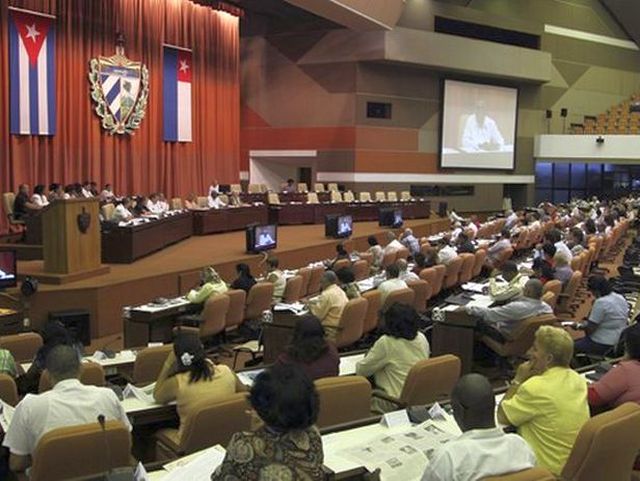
xmin=387 ymin=191 xmax=398 ymax=202
xmin=332 ymin=258 xmax=351 ymax=272
xmin=306 ymin=265 xmax=325 ymax=296
xmin=443 ymin=256 xmax=464 ymax=290
xmin=283 ymin=275 xmax=304 ymax=303
xmin=0 ymin=332 xmax=43 ymax=362
xmin=0 ymin=373 xmax=18 ymax=406
xmin=330 ymin=190 xmax=343 ymax=203
xmin=351 ymin=259 xmax=369 ymax=281
xmin=196 ymin=196 xmax=208 ymax=208
xmin=343 ymin=191 xmax=355 ymax=202
xmin=314 ymin=376 xmax=372 ymax=428
xmin=361 ymin=290 xmax=382 ymax=335
xmin=224 ymin=289 xmax=247 ymax=334
xmin=556 ymin=271 xmax=583 ymax=315
xmin=457 ymin=253 xmax=476 ymax=284
xmin=29 ymin=420 xmax=132 ymax=481
xmin=244 ymin=282 xmax=274 ymax=322
xmin=335 ymin=297 xmax=368 ymax=349
xmin=381 ymin=250 xmax=397 ymax=268
xmin=307 ymin=192 xmax=319 ymax=204
xmin=314 ymin=183 xmax=325 ymax=193
xmin=481 ymin=313 xmax=557 ymax=359
xmin=230 ymin=184 xmax=242 ymax=194
xmin=327 ymin=183 xmax=339 ymax=192
xmin=170 ymin=198 xmax=183 ymax=210
xmin=472 ymin=249 xmax=487 ymax=277
xmin=198 ymin=293 xmax=230 ymax=341
xmin=400 ymin=191 xmax=411 ymax=201
xmin=381 ymin=288 xmax=415 ymax=313
xmin=374 ymin=191 xmax=386 ymax=202
xmin=359 ymin=192 xmax=372 ymax=202
xmin=101 ymin=203 xmax=115 ymax=220
xmin=406 ymin=279 xmax=430 ymax=312
xmin=132 ymin=344 xmax=173 ymax=385
xmin=570 ymin=92 xmax=640 ymax=135
xmin=39 ymin=362 xmax=106 ymax=393
xmin=297 ymin=182 xmax=309 ymax=193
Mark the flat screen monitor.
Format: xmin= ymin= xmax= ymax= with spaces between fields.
xmin=325 ymin=214 xmax=353 ymax=239
xmin=0 ymin=249 xmax=17 ymax=290
xmin=440 ymin=79 xmax=518 ymax=170
xmin=379 ymin=208 xmax=403 ymax=228
xmin=246 ymin=224 xmax=277 ymax=253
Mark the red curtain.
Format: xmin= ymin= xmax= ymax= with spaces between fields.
xmin=0 ymin=0 xmax=240 ymax=232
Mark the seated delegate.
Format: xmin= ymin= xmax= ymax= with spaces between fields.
xmin=421 ymin=374 xmax=535 ymax=481
xmin=186 ymin=266 xmax=229 ymax=305
xmin=356 ymin=303 xmax=430 ymax=413
xmin=487 ymin=260 xmax=528 ymax=303
xmin=265 ymin=257 xmax=286 ymax=304
xmin=307 ymin=271 xmax=349 ymax=342
xmin=498 ymin=326 xmax=589 ymax=476
xmin=376 ymin=263 xmax=408 ymax=305
xmin=211 ymin=364 xmax=324 ymax=481
xmin=230 ymin=263 xmax=257 ymax=293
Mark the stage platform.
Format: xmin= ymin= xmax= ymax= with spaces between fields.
xmin=15 ymin=217 xmax=449 ymax=339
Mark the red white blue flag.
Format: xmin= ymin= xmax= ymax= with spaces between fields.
xmin=163 ymin=46 xmax=192 ymax=142
xmin=9 ymin=9 xmax=56 ymax=136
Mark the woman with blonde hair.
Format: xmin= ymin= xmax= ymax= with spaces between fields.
xmin=186 ymin=266 xmax=228 ymax=304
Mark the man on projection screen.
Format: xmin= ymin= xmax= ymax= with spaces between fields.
xmin=461 ymin=99 xmax=505 ymax=151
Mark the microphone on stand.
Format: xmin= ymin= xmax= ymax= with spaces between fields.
xmin=96 ymin=414 xmax=134 ymax=481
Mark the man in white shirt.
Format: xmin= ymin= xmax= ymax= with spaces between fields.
xmin=3 ymin=345 xmax=131 ymax=473
xmin=146 ymin=193 xmax=164 ymax=214
xmin=208 ymin=180 xmax=220 ymax=196
xmin=112 ymin=198 xmax=134 ymax=222
xmin=400 ymin=228 xmax=420 ymax=257
xmin=377 ymin=263 xmax=408 ymax=304
xmin=208 ymin=191 xmax=227 ymax=210
xmin=80 ymin=181 xmax=94 ymax=198
xmin=421 ymin=373 xmax=535 ymax=481
xmin=461 ymin=100 xmax=505 ymax=152
xmin=99 ymin=184 xmax=115 ymax=203
xmin=397 ymin=259 xmax=419 ymax=283
xmin=437 ymin=239 xmax=457 ymax=266
xmin=383 ymin=231 xmax=404 ymax=256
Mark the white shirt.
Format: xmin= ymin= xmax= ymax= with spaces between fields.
xmin=554 ymin=241 xmax=573 ymax=261
xmin=467 ymin=222 xmax=478 ymax=237
xmin=377 ymin=278 xmax=408 ymax=304
xmin=208 ymin=196 xmax=226 ymax=209
xmin=399 ymin=269 xmax=420 ymax=283
xmin=437 ymin=245 xmax=457 ymax=266
xmin=0 ymin=269 xmax=9 ymax=279
xmin=81 ymin=188 xmax=93 ymax=198
xmin=112 ymin=204 xmax=132 ymax=222
xmin=258 ymin=233 xmax=275 ymax=246
xmin=421 ymin=427 xmax=536 ymax=481
xmin=208 ymin=184 xmax=220 ymax=196
xmin=383 ymin=239 xmax=404 ymax=256
xmin=30 ymin=194 xmax=49 ymax=207
xmin=99 ymin=189 xmax=114 ymax=202
xmin=2 ymin=379 xmax=131 ymax=456
xmin=146 ymin=199 xmax=164 ymax=214
xmin=461 ymin=114 xmax=505 ymax=151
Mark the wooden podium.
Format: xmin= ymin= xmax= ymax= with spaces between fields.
xmin=39 ymin=199 xmax=110 ymax=284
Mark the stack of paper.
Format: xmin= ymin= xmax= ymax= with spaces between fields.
xmin=162 ymin=445 xmax=226 ymax=481
xmin=123 ymin=383 xmax=156 ymax=404
xmin=273 ymin=302 xmax=307 ymax=315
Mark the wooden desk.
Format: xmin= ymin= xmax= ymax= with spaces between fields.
xmin=101 ymin=212 xmax=193 ymax=264
xmin=262 ymin=310 xmax=302 ymax=363
xmin=192 ymin=205 xmax=268 ymax=235
xmin=431 ymin=309 xmax=477 ymax=374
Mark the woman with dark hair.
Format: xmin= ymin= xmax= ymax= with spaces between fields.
xmin=30 ymin=184 xmax=49 ymax=207
xmin=366 ymin=235 xmax=384 ymax=271
xmin=154 ymin=333 xmax=243 ymax=442
xmin=531 ymin=257 xmax=554 ymax=285
xmin=277 ymin=315 xmax=339 ymax=380
xmin=336 ymin=267 xmax=361 ymax=299
xmin=211 ymin=363 xmax=324 ymax=481
xmin=230 ymin=263 xmax=257 ymax=293
xmin=328 ymin=243 xmax=351 ymax=270
xmin=356 ymin=303 xmax=430 ymax=413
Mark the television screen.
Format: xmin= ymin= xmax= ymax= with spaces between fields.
xmin=440 ymin=79 xmax=518 ymax=170
xmin=246 ymin=224 xmax=277 ymax=253
xmin=379 ymin=208 xmax=403 ymax=228
xmin=326 ymin=215 xmax=353 ymax=238
xmin=0 ymin=249 xmax=17 ymax=289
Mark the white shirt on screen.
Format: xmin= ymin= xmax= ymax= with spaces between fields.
xmin=2 ymin=379 xmax=132 ymax=457
xmin=461 ymin=114 xmax=505 ymax=151
xmin=258 ymin=232 xmax=275 ymax=246
xmin=0 ymin=269 xmax=9 ymax=279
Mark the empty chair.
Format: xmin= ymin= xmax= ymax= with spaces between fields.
xmin=2 ymin=192 xmax=26 ymax=231
xmin=314 ymin=183 xmax=325 ymax=193
xmin=306 ymin=192 xmax=319 ymax=204
xmin=372 ymin=355 xmax=461 ymax=409
xmin=29 ymin=421 xmax=132 ymax=481
xmin=39 ymin=362 xmax=106 ymax=393
xmin=556 ymin=271 xmax=582 ymax=314
xmin=395 ymin=247 xmax=410 ymax=261
xmin=400 ymin=191 xmax=411 ymax=201
xmin=224 ymin=289 xmax=247 ymax=333
xmin=244 ymin=282 xmax=274 ymax=322
xmin=170 ymin=198 xmax=183 ymax=210
xmin=387 ymin=192 xmax=398 ymax=202
xmin=306 ymin=266 xmax=325 ymax=296
xmin=359 ymin=192 xmax=372 ymax=202
xmin=267 ymin=192 xmax=281 ymax=205
xmin=458 ymin=253 xmax=476 ymax=284
xmin=0 ymin=332 xmax=43 ymax=362
xmin=483 ymin=468 xmax=556 ymax=481
xmin=381 ymin=287 xmax=415 ymax=313
xmin=196 ymin=196 xmax=208 ymax=208
xmin=314 ymin=376 xmax=372 ymax=428
xmin=330 ymin=191 xmax=342 ymax=202
xmin=407 ymin=280 xmax=431 ymax=312
xmin=0 ymin=373 xmax=18 ymax=406
xmin=101 ymin=204 xmax=115 ymax=220
xmin=296 ymin=267 xmax=312 ymax=296
xmin=352 ymin=259 xmax=369 ymax=281
xmin=443 ymin=256 xmax=464 ymax=290
xmin=247 ymin=184 xmax=262 ymax=194
xmin=283 ymin=275 xmax=304 ymax=303
xmin=132 ymin=344 xmax=173 ymax=385
xmin=561 ymin=402 xmax=640 ymax=481
xmin=198 ymin=293 xmax=230 ymax=340
xmin=230 ymin=183 xmax=242 ymax=194
xmin=472 ymin=249 xmax=487 ymax=278
xmin=335 ymin=297 xmax=368 ymax=349
xmin=156 ymin=393 xmax=250 ymax=459
xmin=343 ymin=191 xmax=355 ymax=202
xmin=362 ymin=290 xmax=382 ymax=335
xmin=374 ymin=191 xmax=386 ymax=202
xmin=327 ymin=183 xmax=339 ymax=192
xmin=297 ymin=182 xmax=309 ymax=193
xmin=430 ymin=264 xmax=446 ymax=298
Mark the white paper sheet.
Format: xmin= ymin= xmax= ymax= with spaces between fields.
xmin=338 ymin=353 xmax=366 ymax=376
xmin=162 ymin=445 xmax=226 ymax=481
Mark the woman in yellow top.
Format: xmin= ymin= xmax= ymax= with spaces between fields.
xmin=153 ymin=333 xmax=244 ymax=441
xmin=186 ymin=266 xmax=228 ymax=304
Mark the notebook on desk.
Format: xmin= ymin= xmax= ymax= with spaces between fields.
xmin=444 ymin=292 xmax=475 ymax=306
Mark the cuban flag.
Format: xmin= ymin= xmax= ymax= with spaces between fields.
xmin=163 ymin=46 xmax=192 ymax=142
xmin=9 ymin=9 xmax=56 ymax=136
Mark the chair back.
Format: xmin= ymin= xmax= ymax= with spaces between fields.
xmin=458 ymin=253 xmax=476 ymax=284
xmin=492 ymin=313 xmax=557 ymax=358
xmin=101 ymin=204 xmax=115 ymax=220
xmin=267 ymin=192 xmax=281 ymax=205
xmin=359 ymin=192 xmax=372 ymax=202
xmin=230 ymin=183 xmax=242 ymax=194
xmin=381 ymin=250 xmax=397 ymax=268
xmin=335 ymin=298 xmax=368 ymax=349
xmin=557 ymin=271 xmax=582 ymax=313
xmin=218 ymin=194 xmax=229 ymax=204
xmin=400 ymin=191 xmax=411 ymax=201
xmin=314 ymin=183 xmax=325 ymax=193
xmin=170 ymin=198 xmax=183 ymax=210
xmin=382 ymin=287 xmax=415 ymax=313
xmin=561 ymin=402 xmax=640 ymax=481
xmin=343 ymin=191 xmax=355 ymax=202
xmin=30 ymin=420 xmax=131 ymax=481
xmin=542 ymin=280 xmax=562 ymax=309
xmin=443 ymin=256 xmax=464 ymax=289
xmin=315 ymin=376 xmax=372 ymax=428
xmin=200 ymin=294 xmax=230 ymax=338
xmin=225 ymin=289 xmax=247 ymax=330
xmin=179 ymin=393 xmax=251 ymax=454
xmin=328 ymin=183 xmax=339 ymax=192
xmin=541 ymin=291 xmax=557 ymax=310
xmin=2 ymin=192 xmax=15 ymax=218
xmin=387 ymin=192 xmax=398 ymax=202
xmin=374 ymin=191 xmax=386 ymax=202
xmin=362 ymin=290 xmax=382 ymax=335
xmin=307 ymin=192 xmax=319 ymax=204
xmin=399 ymin=355 xmax=461 ymax=406
xmin=0 ymin=373 xmax=18 ymax=406
xmin=495 ymin=247 xmax=514 ymax=269
xmin=352 ymin=259 xmax=369 ymax=281
xmin=396 ymin=247 xmax=410 ymax=261
xmin=296 ymin=267 xmax=312 ymax=296
xmin=0 ymin=332 xmax=43 ymax=362
xmin=570 ymin=255 xmax=582 ymax=272
xmin=39 ymin=362 xmax=106 ymax=393
xmin=406 ymin=280 xmax=430 ymax=312
xmin=306 ymin=266 xmax=325 ymax=296
xmin=431 ymin=264 xmax=446 ymax=297
xmin=330 ymin=191 xmax=343 ymax=202
xmin=283 ymin=275 xmax=304 ymax=303
xmin=248 ymin=184 xmax=262 ymax=194
xmin=132 ymin=344 xmax=173 ymax=385
xmin=196 ymin=196 xmax=208 ymax=207
xmin=472 ymin=249 xmax=487 ymax=277
xmin=297 ymin=182 xmax=309 ymax=193
xmin=244 ymin=282 xmax=274 ymax=321
xmin=482 ymin=467 xmax=556 ymax=480
xmin=332 ymin=258 xmax=351 ymax=272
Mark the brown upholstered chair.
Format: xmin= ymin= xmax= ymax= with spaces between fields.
xmin=358 ymin=251 xmax=374 ymax=266
xmin=382 ymin=287 xmax=415 ymax=313
xmin=556 ymin=271 xmax=582 ymax=314
xmin=335 ymin=297 xmax=368 ymax=349
xmin=406 ymin=280 xmax=431 ymax=312
xmin=199 ymin=293 xmax=230 ymax=339
xmin=431 ymin=264 xmax=446 ymax=297
xmin=2 ymin=192 xmax=25 ymax=231
xmin=457 ymin=253 xmax=476 ymax=284
xmin=170 ymin=198 xmax=183 ymax=210
xmin=561 ymin=402 xmax=640 ymax=481
xmin=0 ymin=332 xmax=43 ymax=362
xmin=387 ymin=191 xmax=398 ymax=202
xmin=244 ymin=282 xmax=274 ymax=321
xmin=359 ymin=192 xmax=372 ymax=202
xmin=306 ymin=192 xmax=319 ymax=204
xmin=296 ymin=267 xmax=312 ymax=296
xmin=395 ymin=247 xmax=410 ymax=261
xmin=332 ymin=258 xmax=351 ymax=272
xmin=418 ymin=267 xmax=437 ymax=290
xmin=224 ymin=289 xmax=247 ymax=332
xmin=372 ymin=355 xmax=461 ymax=409
xmin=352 ymin=259 xmax=369 ymax=281
xmin=39 ymin=362 xmax=106 ymax=393
xmin=283 ymin=275 xmax=304 ymax=303
xmin=482 ymin=467 xmax=556 ymax=480
xmin=542 ymin=280 xmax=562 ymax=310
xmin=132 ymin=344 xmax=173 ymax=385
xmin=314 ymin=376 xmax=372 ymax=428
xmin=443 ymin=256 xmax=464 ymax=289
xmin=481 ymin=313 xmax=557 ymax=359
xmin=155 ymin=393 xmax=251 ymax=459
xmin=493 ymin=247 xmax=514 ymax=270
xmin=306 ymin=266 xmax=325 ymax=296
xmin=0 ymin=373 xmax=18 ymax=406
xmin=381 ymin=250 xmax=397 ymax=268
xmin=362 ymin=290 xmax=382 ymax=335
xmin=542 ymin=291 xmax=557 ymax=310
xmin=29 ymin=420 xmax=132 ymax=481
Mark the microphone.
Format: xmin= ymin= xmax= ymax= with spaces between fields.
xmin=97 ymin=414 xmax=134 ymax=481
xmin=97 ymin=335 xmax=122 ymax=359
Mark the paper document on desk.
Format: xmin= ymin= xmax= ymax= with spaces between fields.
xmin=162 ymin=445 xmax=226 ymax=480
xmin=466 ymin=294 xmax=493 ymax=308
xmin=273 ymin=302 xmax=307 ymax=314
xmin=237 ymin=369 xmax=265 ymax=387
xmin=123 ymin=383 xmax=156 ymax=404
xmin=339 ymin=353 xmax=365 ymax=376
xmin=0 ymin=399 xmax=15 ymax=431
xmin=356 ymin=278 xmax=375 ymax=292
xmin=461 ymin=282 xmax=486 ymax=293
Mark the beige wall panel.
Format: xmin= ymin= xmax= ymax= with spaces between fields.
xmin=513 ymin=137 xmax=535 ymax=176
xmin=569 ymin=67 xmax=640 ymax=96
xmin=356 ymin=63 xmax=441 ymax=99
xmin=542 ymin=35 xmax=640 ymax=72
xmin=285 ymin=0 xmax=405 ymax=30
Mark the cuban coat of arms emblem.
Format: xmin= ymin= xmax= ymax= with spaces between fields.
xmin=88 ymin=41 xmax=149 ymax=135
